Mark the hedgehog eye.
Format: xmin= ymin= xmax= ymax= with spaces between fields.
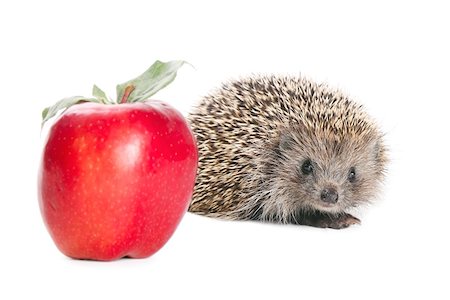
xmin=348 ymin=167 xmax=356 ymax=182
xmin=301 ymin=159 xmax=314 ymax=175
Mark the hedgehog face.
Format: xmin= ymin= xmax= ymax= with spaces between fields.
xmin=277 ymin=127 xmax=386 ymax=215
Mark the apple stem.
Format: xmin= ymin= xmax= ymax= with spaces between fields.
xmin=120 ymin=85 xmax=135 ymax=104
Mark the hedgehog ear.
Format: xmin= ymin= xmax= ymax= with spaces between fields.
xmin=373 ymin=139 xmax=386 ymax=163
xmin=373 ymin=140 xmax=381 ymax=160
xmin=279 ymin=133 xmax=294 ymax=152
xmin=370 ymin=137 xmax=387 ymax=172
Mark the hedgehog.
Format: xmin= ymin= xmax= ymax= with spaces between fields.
xmin=187 ymin=75 xmax=387 ymax=229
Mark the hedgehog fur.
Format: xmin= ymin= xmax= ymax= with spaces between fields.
xmin=187 ymin=75 xmax=387 ymax=228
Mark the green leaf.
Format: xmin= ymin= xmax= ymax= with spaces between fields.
xmin=92 ymin=84 xmax=111 ymax=104
xmin=116 ymin=60 xmax=187 ymax=103
xmin=41 ymin=95 xmax=98 ymax=127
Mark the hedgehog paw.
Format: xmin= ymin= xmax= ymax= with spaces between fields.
xmin=297 ymin=213 xmax=361 ymax=229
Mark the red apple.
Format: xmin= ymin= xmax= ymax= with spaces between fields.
xmin=38 ymin=61 xmax=198 ymax=260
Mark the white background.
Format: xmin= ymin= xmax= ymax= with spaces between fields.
xmin=1 ymin=0 xmax=449 ymax=299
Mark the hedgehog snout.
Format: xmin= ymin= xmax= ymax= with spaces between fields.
xmin=320 ymin=187 xmax=339 ymax=204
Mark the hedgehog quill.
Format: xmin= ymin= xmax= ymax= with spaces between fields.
xmin=188 ymin=75 xmax=387 ymax=229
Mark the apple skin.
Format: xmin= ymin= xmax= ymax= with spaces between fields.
xmin=38 ymin=101 xmax=198 ymax=261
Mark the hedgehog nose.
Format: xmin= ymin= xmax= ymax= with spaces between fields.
xmin=320 ymin=188 xmax=339 ymax=204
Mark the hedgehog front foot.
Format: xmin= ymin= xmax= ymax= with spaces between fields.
xmin=297 ymin=213 xmax=360 ymax=229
